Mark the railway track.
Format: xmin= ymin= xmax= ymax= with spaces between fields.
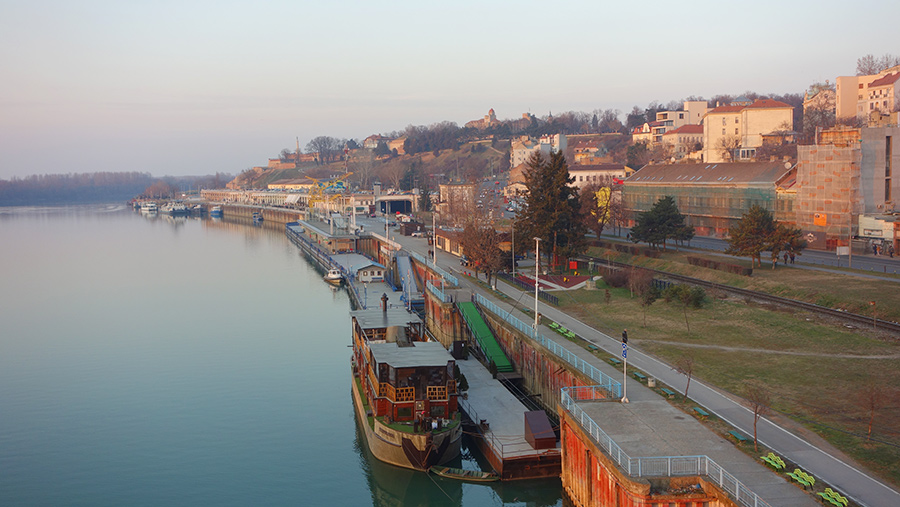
xmin=577 ymin=255 xmax=900 ymax=335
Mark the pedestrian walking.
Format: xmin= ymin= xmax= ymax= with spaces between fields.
xmin=783 ymin=252 xmax=789 ymax=265
xmin=873 ymin=244 xmax=878 ymax=255
xmin=889 ymin=244 xmax=895 ymax=258
xmin=790 ymin=252 xmax=795 ymax=264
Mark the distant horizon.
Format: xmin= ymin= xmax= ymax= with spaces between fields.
xmin=2 ymin=0 xmax=897 ymax=180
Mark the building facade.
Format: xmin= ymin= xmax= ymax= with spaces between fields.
xmin=623 ymin=161 xmax=794 ymax=237
xmin=702 ymin=99 xmax=794 ymax=163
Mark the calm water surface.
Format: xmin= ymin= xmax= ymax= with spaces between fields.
xmin=0 ymin=205 xmax=562 ymax=507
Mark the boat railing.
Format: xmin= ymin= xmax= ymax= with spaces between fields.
xmin=458 ymin=397 xmax=559 ymax=460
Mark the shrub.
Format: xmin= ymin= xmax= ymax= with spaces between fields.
xmin=604 ymin=269 xmax=629 ymax=288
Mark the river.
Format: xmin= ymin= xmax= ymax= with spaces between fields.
xmin=0 ymin=205 xmax=562 ymax=507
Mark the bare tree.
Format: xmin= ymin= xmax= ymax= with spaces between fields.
xmin=857 ymin=53 xmax=900 ymax=76
xmin=716 ymin=135 xmax=741 ymax=161
xmin=349 ymin=150 xmax=378 ymax=190
xmin=855 ymin=383 xmax=889 ymax=441
xmin=673 ymin=355 xmax=695 ymax=401
xmin=579 ymin=179 xmax=616 ymax=237
xmin=744 ymin=380 xmax=771 ymax=452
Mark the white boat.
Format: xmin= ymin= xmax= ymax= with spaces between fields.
xmin=140 ymin=202 xmax=158 ymax=213
xmin=324 ymin=269 xmax=343 ymax=284
xmin=162 ymin=202 xmax=189 ymax=215
xmin=209 ymin=206 xmax=223 ymax=217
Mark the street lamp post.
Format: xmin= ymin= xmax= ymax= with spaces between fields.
xmin=533 ymin=237 xmax=541 ymax=329
xmin=621 ymin=329 xmax=629 ymax=403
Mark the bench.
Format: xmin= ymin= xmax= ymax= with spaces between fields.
xmin=817 ymin=488 xmax=847 ymax=507
xmin=692 ymin=407 xmax=710 ymax=418
xmin=608 ymin=357 xmax=622 ymax=366
xmin=786 ymin=468 xmax=815 ymax=488
xmin=633 ymin=371 xmax=647 ymax=381
xmin=587 ymin=344 xmax=598 ymax=351
xmin=548 ymin=322 xmax=559 ymax=330
xmin=565 ymin=331 xmax=576 ymax=339
xmin=760 ymin=452 xmax=785 ymax=470
xmin=729 ymin=430 xmax=752 ymax=443
xmin=659 ymin=387 xmax=676 ymax=398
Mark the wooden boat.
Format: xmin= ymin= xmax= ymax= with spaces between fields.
xmin=350 ymin=308 xmax=462 ymax=471
xmin=430 ymin=466 xmax=499 ymax=482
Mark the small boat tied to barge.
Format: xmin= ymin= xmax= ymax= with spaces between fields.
xmin=430 ymin=466 xmax=499 ymax=483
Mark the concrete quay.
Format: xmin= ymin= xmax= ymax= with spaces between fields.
xmin=456 ymin=354 xmax=561 ymax=480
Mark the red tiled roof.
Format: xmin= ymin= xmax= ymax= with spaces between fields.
xmin=663 ymin=124 xmax=703 ymax=135
xmin=868 ymin=73 xmax=900 ymax=88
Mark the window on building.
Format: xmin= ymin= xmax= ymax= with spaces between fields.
xmin=735 ymin=128 xmax=739 ymax=135
xmin=722 ymin=129 xmax=726 ymax=135
xmin=679 ymin=113 xmax=684 ymax=119
xmin=722 ymin=118 xmax=726 ymax=126
xmin=735 ymin=117 xmax=739 ymax=123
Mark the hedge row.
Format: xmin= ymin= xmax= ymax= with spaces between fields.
xmin=686 ymin=256 xmax=752 ymax=276
xmin=591 ymin=240 xmax=660 ymax=258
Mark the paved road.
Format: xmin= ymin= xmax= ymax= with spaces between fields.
xmin=603 ymin=229 xmax=900 ymax=277
xmin=382 ymin=229 xmax=900 ymax=507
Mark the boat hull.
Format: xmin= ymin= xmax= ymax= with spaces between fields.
xmin=351 ymin=371 xmax=461 ymax=472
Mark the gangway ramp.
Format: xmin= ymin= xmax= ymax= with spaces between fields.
xmin=396 ymin=253 xmax=423 ymax=308
xmin=457 ymin=302 xmax=513 ymax=373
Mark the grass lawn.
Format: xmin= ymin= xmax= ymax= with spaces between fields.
xmin=558 ymin=278 xmax=900 ymax=487
xmin=585 ymin=245 xmax=900 ymax=321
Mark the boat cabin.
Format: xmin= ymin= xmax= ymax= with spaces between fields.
xmin=351 ymin=309 xmax=458 ymax=424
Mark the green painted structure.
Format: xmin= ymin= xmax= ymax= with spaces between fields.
xmin=456 ymin=302 xmax=514 ymax=373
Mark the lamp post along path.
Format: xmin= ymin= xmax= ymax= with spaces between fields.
xmin=621 ymin=329 xmax=629 ymax=403
xmin=533 ymin=237 xmax=541 ymax=329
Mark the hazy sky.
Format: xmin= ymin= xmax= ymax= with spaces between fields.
xmin=1 ymin=0 xmax=898 ymax=179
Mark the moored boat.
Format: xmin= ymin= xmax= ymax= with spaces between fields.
xmin=161 ymin=201 xmax=189 ymax=215
xmin=351 ymin=307 xmax=462 ymax=472
xmin=252 ymin=211 xmax=263 ymax=222
xmin=324 ymin=268 xmax=343 ymax=284
xmin=430 ymin=466 xmax=499 ymax=482
xmin=209 ymin=206 xmax=223 ymax=217
xmin=140 ymin=202 xmax=158 ymax=213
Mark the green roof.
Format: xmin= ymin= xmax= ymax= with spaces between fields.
xmin=457 ymin=302 xmax=513 ymax=373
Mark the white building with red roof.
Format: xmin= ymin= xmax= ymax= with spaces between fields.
xmin=702 ymin=99 xmax=794 ymax=163
xmin=836 ymin=65 xmax=900 ymax=122
xmin=662 ymin=124 xmax=704 ymax=160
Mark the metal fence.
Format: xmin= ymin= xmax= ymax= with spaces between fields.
xmin=495 ymin=273 xmax=559 ymax=305
xmin=425 ymin=281 xmax=450 ymax=303
xmin=473 ymin=294 xmax=621 ymax=399
xmin=560 ymin=388 xmax=772 ymax=507
xmin=408 ymin=250 xmax=459 ymax=287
